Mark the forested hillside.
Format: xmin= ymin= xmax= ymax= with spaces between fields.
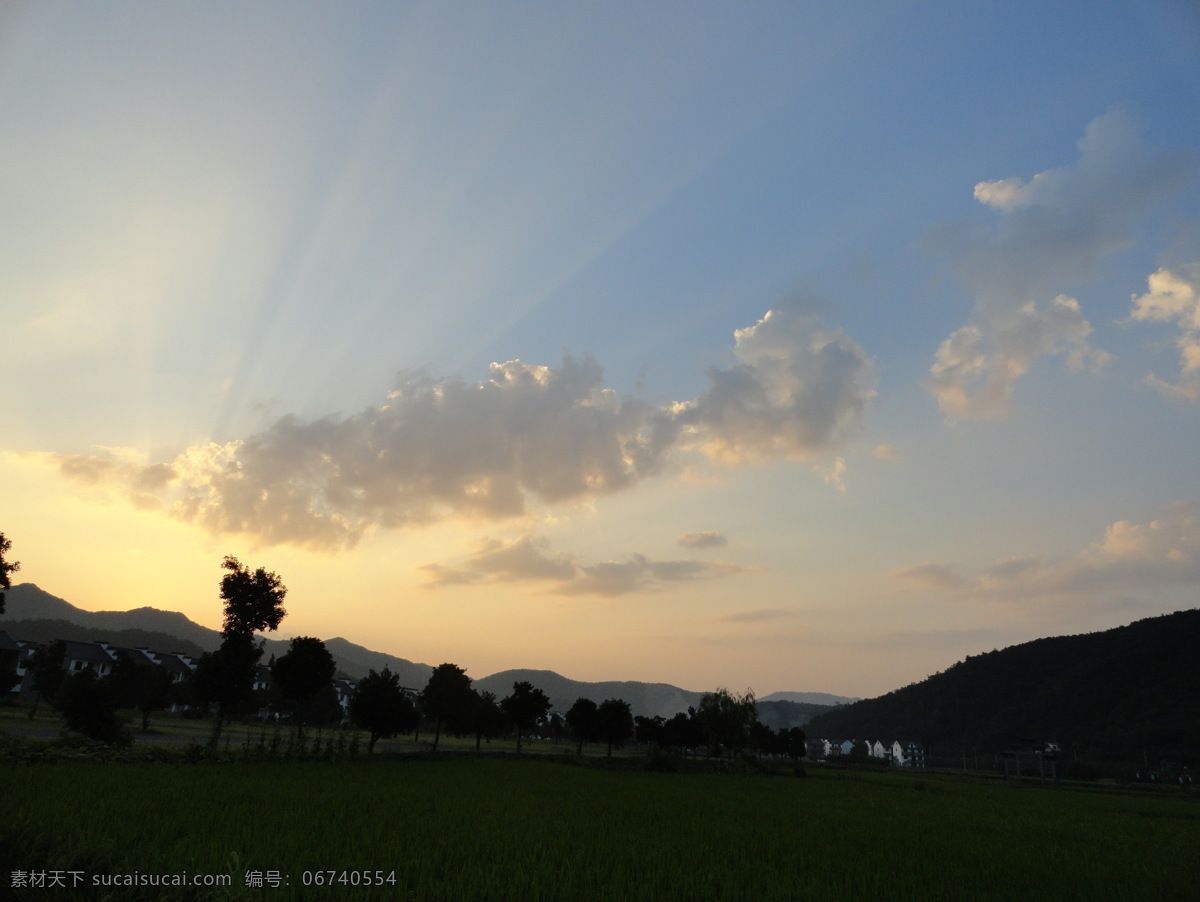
xmin=0 ymin=617 xmax=209 ymax=660
xmin=806 ymin=609 xmax=1200 ymax=766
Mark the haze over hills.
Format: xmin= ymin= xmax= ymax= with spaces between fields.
xmin=806 ymin=608 xmax=1200 ymax=766
xmin=1 ymin=584 xmax=854 ymax=720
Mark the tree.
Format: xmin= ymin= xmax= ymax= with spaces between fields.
xmin=779 ymin=726 xmax=808 ymax=759
xmin=635 ymin=715 xmax=667 ymax=748
xmin=661 ymin=708 xmax=703 ymax=756
xmin=0 ymin=531 xmax=19 ymax=615
xmin=696 ymin=687 xmax=757 ymax=757
xmin=501 ymin=681 xmax=551 ymax=754
xmin=59 ymin=668 xmax=128 ymax=745
xmin=421 ymin=663 xmax=473 ymax=751
xmin=219 ymin=556 xmax=287 ymax=638
xmin=565 ymin=697 xmax=601 ymax=755
xmin=271 ymin=637 xmax=336 ymax=737
xmin=194 ymin=632 xmax=262 ymax=731
xmin=203 ymin=557 xmax=288 ymax=746
xmin=469 ymin=690 xmax=507 ymax=752
xmin=598 ymin=698 xmax=635 ymax=758
xmin=26 ymin=640 xmax=66 ymax=719
xmin=350 ymin=667 xmax=418 ymax=752
xmin=109 ymin=651 xmax=174 ymax=731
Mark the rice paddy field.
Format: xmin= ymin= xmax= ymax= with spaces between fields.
xmin=2 ymin=744 xmax=1198 ymax=902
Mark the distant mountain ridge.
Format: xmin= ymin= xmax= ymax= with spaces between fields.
xmin=2 ymin=583 xmax=433 ymax=687
xmin=474 ymin=669 xmax=704 ymax=721
xmin=806 ymin=608 xmax=1200 ymax=765
xmin=1 ymin=583 xmax=853 ymax=721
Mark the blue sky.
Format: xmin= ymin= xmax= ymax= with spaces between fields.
xmin=2 ymin=1 xmax=1198 ymax=697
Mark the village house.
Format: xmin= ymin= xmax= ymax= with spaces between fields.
xmin=806 ymin=736 xmax=926 ymax=767
xmin=62 ymin=640 xmax=119 ymax=678
xmin=0 ymin=633 xmax=363 ymax=724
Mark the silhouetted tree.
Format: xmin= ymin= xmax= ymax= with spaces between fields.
xmin=501 ymin=681 xmax=551 ymax=754
xmin=350 ymin=667 xmax=418 ymax=752
xmin=26 ymin=640 xmax=65 ymax=719
xmin=696 ymin=687 xmax=757 ymax=757
xmin=271 ymin=636 xmax=336 ymax=737
xmin=778 ymin=726 xmax=808 ymax=759
xmin=219 ymin=556 xmax=287 ymax=638
xmin=0 ymin=531 xmax=19 ymax=615
xmin=109 ymin=651 xmax=174 ymax=730
xmin=203 ymin=557 xmax=287 ymax=746
xmin=421 ymin=663 xmax=473 ymax=751
xmin=598 ymin=698 xmax=634 ymax=758
xmin=59 ymin=668 xmax=128 ymax=745
xmin=635 ymin=715 xmax=667 ymax=748
xmin=469 ymin=689 xmax=507 ymax=752
xmin=565 ymin=697 xmax=601 ymax=754
xmin=305 ymin=684 xmax=346 ymax=729
xmin=661 ymin=708 xmax=703 ymax=755
xmin=194 ymin=633 xmax=262 ymax=737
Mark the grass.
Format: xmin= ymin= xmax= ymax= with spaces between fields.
xmin=1 ymin=746 xmax=1197 ymax=902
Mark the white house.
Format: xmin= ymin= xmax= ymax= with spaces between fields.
xmin=890 ymin=740 xmax=925 ymax=767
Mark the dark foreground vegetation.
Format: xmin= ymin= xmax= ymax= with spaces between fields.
xmin=2 ymin=730 xmax=1198 ymax=902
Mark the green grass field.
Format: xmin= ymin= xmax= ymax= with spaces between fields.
xmin=2 ymin=738 xmax=1198 ymax=902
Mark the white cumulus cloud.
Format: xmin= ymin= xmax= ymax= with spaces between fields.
xmin=677 ymin=306 xmax=876 ymax=463
xmin=929 ymin=108 xmax=1186 ymax=418
xmin=47 ymin=305 xmax=874 ymax=549
xmin=1129 ymin=264 xmax=1200 ymax=400
xmin=929 ymin=295 xmax=1111 ymax=419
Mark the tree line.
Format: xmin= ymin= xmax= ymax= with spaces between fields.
xmin=2 ymin=544 xmax=806 ymax=760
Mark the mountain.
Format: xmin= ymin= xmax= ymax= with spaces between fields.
xmin=2 ymin=583 xmax=840 ymax=722
xmin=759 ymin=690 xmax=858 ymax=706
xmin=0 ymin=618 xmax=209 ymax=661
xmin=321 ymin=637 xmax=432 ymax=688
xmin=756 ymin=700 xmax=841 ymax=731
xmin=474 ymin=668 xmax=706 ymax=720
xmin=4 ymin=584 xmax=222 ymax=653
xmin=1 ymin=584 xmax=433 ymax=682
xmin=806 ymin=608 xmax=1200 ymax=765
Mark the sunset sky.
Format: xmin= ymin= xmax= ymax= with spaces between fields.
xmin=2 ymin=1 xmax=1198 ymax=699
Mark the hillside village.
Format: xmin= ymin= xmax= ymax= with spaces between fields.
xmin=1 ymin=628 xmax=931 ymax=767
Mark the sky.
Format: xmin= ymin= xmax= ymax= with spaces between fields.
xmin=2 ymin=1 xmax=1198 ymax=699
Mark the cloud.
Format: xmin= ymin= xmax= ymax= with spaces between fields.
xmin=929 ymin=108 xmax=1187 ymax=418
xmin=896 ymin=501 xmax=1200 ymax=601
xmin=465 ymin=535 xmax=577 ymax=582
xmin=416 ymin=563 xmax=478 ymax=589
xmin=717 ymin=607 xmax=797 ymax=623
xmin=929 ymin=295 xmax=1112 ymax=419
xmin=813 ymin=456 xmax=847 ymax=492
xmin=892 ymin=562 xmax=966 ymax=590
xmin=678 ymin=531 xmax=728 ymax=548
xmin=48 ymin=305 xmax=874 ymax=549
xmin=421 ymin=535 xmax=744 ymax=597
xmin=1129 ymin=264 xmax=1200 ymax=401
xmin=982 ymin=555 xmax=1043 ymax=581
xmin=678 ymin=306 xmax=876 ymax=462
